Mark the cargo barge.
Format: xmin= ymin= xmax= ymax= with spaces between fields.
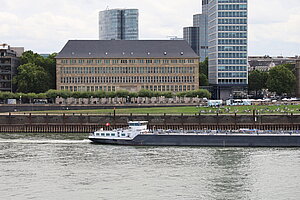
xmin=88 ymin=121 xmax=300 ymax=147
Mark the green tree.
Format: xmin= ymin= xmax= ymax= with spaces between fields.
xmin=0 ymin=92 xmax=15 ymax=100
xmin=185 ymin=89 xmax=211 ymax=98
xmin=199 ymin=73 xmax=209 ymax=86
xmin=13 ymin=63 xmax=50 ymax=93
xmin=199 ymin=57 xmax=208 ymax=76
xmin=267 ymin=65 xmax=296 ymax=95
xmin=248 ymin=70 xmax=269 ymax=96
xmin=138 ymin=89 xmax=154 ymax=97
xmin=115 ymin=90 xmax=130 ymax=98
xmin=281 ymin=63 xmax=296 ymax=73
xmin=23 ymin=93 xmax=38 ymax=103
xmin=19 ymin=51 xmax=56 ymax=91
xmin=199 ymin=57 xmax=209 ymax=87
xmin=94 ymin=91 xmax=107 ymax=98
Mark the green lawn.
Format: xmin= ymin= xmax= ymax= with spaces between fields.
xmin=18 ymin=104 xmax=300 ymax=115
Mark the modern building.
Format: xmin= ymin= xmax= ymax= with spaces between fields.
xmin=0 ymin=44 xmax=21 ymax=92
xmin=56 ymin=40 xmax=199 ymax=93
xmin=248 ymin=56 xmax=299 ymax=72
xmin=183 ymin=27 xmax=199 ymax=55
xmin=99 ymin=9 xmax=139 ymax=40
xmin=208 ymin=0 xmax=248 ymax=99
xmin=183 ymin=0 xmax=209 ymax=61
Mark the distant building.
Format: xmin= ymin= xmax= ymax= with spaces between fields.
xmin=248 ymin=56 xmax=298 ymax=71
xmin=99 ymin=9 xmax=139 ymax=40
xmin=0 ymin=44 xmax=21 ymax=92
xmin=10 ymin=47 xmax=24 ymax=57
xmin=169 ymin=36 xmax=183 ymax=41
xmin=39 ymin=54 xmax=51 ymax=58
xmin=56 ymin=40 xmax=199 ymax=93
xmin=296 ymin=60 xmax=300 ymax=98
xmin=208 ymin=0 xmax=248 ymax=99
xmin=183 ymin=0 xmax=208 ymax=61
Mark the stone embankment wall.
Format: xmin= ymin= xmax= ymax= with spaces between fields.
xmin=0 ymin=114 xmax=299 ymax=133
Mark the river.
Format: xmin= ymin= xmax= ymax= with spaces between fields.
xmin=0 ymin=133 xmax=299 ymax=200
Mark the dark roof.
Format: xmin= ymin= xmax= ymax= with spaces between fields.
xmin=56 ymin=40 xmax=199 ymax=59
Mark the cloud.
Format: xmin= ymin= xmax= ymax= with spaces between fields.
xmin=248 ymin=0 xmax=300 ymax=55
xmin=1 ymin=0 xmax=299 ymax=56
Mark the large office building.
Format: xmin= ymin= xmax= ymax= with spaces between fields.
xmin=0 ymin=44 xmax=21 ymax=92
xmin=183 ymin=0 xmax=209 ymax=61
xmin=208 ymin=0 xmax=248 ymax=99
xmin=99 ymin=9 xmax=139 ymax=40
xmin=56 ymin=40 xmax=199 ymax=93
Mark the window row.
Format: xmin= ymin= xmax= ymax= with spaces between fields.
xmin=218 ymin=32 xmax=247 ymax=38
xmin=60 ymin=59 xmax=196 ymax=65
xmin=218 ymin=0 xmax=247 ymax=3
xmin=218 ymin=53 xmax=247 ymax=58
xmin=141 ymin=85 xmax=196 ymax=92
xmin=61 ymin=85 xmax=116 ymax=92
xmin=61 ymin=66 xmax=196 ymax=74
xmin=218 ymin=59 xmax=247 ymax=64
xmin=218 ymin=39 xmax=247 ymax=45
xmin=60 ymin=84 xmax=196 ymax=92
xmin=60 ymin=76 xmax=196 ymax=84
xmin=218 ymin=66 xmax=247 ymax=71
xmin=218 ymin=26 xmax=247 ymax=31
xmin=218 ymin=72 xmax=247 ymax=78
xmin=218 ymin=79 xmax=247 ymax=84
xmin=218 ymin=12 xmax=247 ymax=18
xmin=218 ymin=19 xmax=247 ymax=25
xmin=218 ymin=4 xmax=247 ymax=11
xmin=218 ymin=46 xmax=247 ymax=51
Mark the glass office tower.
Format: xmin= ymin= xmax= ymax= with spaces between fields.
xmin=183 ymin=0 xmax=208 ymax=61
xmin=99 ymin=9 xmax=139 ymax=40
xmin=208 ymin=0 xmax=248 ymax=99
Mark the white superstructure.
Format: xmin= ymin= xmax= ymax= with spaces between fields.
xmin=89 ymin=121 xmax=149 ymax=140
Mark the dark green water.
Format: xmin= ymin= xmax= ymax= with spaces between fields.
xmin=0 ymin=133 xmax=299 ymax=200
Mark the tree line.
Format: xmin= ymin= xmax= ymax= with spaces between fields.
xmin=0 ymin=89 xmax=211 ymax=103
xmin=248 ymin=64 xmax=296 ymax=97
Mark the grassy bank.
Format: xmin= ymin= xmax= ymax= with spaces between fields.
xmin=16 ymin=104 xmax=300 ymax=115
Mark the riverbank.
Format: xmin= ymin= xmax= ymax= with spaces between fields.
xmin=0 ymin=113 xmax=299 ymax=133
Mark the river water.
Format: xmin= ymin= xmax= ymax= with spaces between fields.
xmin=0 ymin=133 xmax=299 ymax=200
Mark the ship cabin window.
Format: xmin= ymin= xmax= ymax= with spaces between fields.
xmin=96 ymin=133 xmax=100 ymax=136
xmin=105 ymin=133 xmax=110 ymax=136
xmin=121 ymin=133 xmax=126 ymax=137
xmin=129 ymin=123 xmax=140 ymax=126
xmin=101 ymin=133 xmax=105 ymax=136
xmin=111 ymin=133 xmax=115 ymax=136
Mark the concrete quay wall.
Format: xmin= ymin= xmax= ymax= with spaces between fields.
xmin=0 ymin=114 xmax=299 ymax=133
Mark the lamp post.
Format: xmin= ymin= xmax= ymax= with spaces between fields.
xmin=19 ymin=96 xmax=22 ymax=104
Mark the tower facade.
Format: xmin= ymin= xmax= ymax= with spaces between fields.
xmin=208 ymin=0 xmax=248 ymax=99
xmin=183 ymin=1 xmax=208 ymax=61
xmin=99 ymin=9 xmax=139 ymax=40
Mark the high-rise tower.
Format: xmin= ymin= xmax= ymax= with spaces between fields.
xmin=183 ymin=0 xmax=208 ymax=61
xmin=99 ymin=9 xmax=139 ymax=40
xmin=208 ymin=0 xmax=248 ymax=99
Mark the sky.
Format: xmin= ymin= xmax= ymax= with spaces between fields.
xmin=1 ymin=0 xmax=300 ymax=56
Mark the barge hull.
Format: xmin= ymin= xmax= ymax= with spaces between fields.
xmin=89 ymin=135 xmax=300 ymax=147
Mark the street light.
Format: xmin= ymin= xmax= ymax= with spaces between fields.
xmin=19 ymin=96 xmax=22 ymax=104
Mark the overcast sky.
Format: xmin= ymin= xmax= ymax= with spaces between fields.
xmin=1 ymin=0 xmax=300 ymax=56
